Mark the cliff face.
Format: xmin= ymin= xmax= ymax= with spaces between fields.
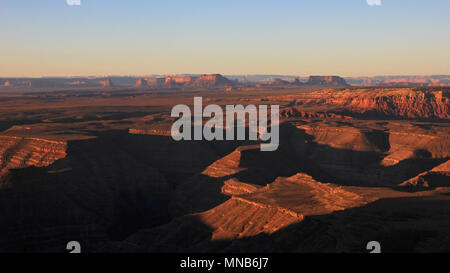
xmin=323 ymin=88 xmax=450 ymax=119
xmin=307 ymin=76 xmax=348 ymax=86
xmin=0 ymin=136 xmax=67 ymax=185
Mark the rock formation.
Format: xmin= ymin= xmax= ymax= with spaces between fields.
xmin=307 ymin=76 xmax=349 ymax=86
xmin=346 ymin=75 xmax=450 ymax=87
xmin=99 ymin=79 xmax=114 ymax=88
xmin=276 ymin=87 xmax=450 ymax=120
xmin=192 ymin=74 xmax=234 ymax=87
xmin=323 ymin=88 xmax=449 ymax=119
xmin=164 ymin=76 xmax=195 ymax=86
xmin=0 ymin=136 xmax=67 ymax=186
xmin=146 ymin=77 xmax=165 ymax=86
xmin=135 ymin=78 xmax=149 ymax=88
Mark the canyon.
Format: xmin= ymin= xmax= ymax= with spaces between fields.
xmin=0 ymin=84 xmax=448 ymax=253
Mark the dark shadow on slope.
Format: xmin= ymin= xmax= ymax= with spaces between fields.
xmin=0 ymin=129 xmax=244 ymax=252
xmin=125 ymin=195 xmax=450 ymax=253
xmin=0 ymin=119 xmax=43 ymax=132
xmin=363 ymin=129 xmax=390 ymax=152
xmin=234 ymin=123 xmax=340 ymax=186
xmin=168 ymin=173 xmax=235 ymax=218
xmin=217 ymin=195 xmax=450 ymax=253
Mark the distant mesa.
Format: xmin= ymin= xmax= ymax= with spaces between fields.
xmin=99 ymin=79 xmax=114 ymax=88
xmin=146 ymin=77 xmax=165 ymax=86
xmin=161 ymin=74 xmax=234 ymax=88
xmin=135 ymin=77 xmax=165 ymax=87
xmin=165 ymin=75 xmax=195 ymax=86
xmin=135 ymin=78 xmax=150 ymax=88
xmin=307 ymin=76 xmax=349 ymax=86
xmin=29 ymin=79 xmax=68 ymax=89
xmin=270 ymin=78 xmax=291 ymax=86
xmin=258 ymin=76 xmax=348 ymax=87
xmin=192 ymin=74 xmax=235 ymax=87
xmin=68 ymin=80 xmax=87 ymax=86
xmin=345 ymin=75 xmax=450 ymax=87
xmin=0 ymin=74 xmax=234 ymax=90
xmin=4 ymin=74 xmax=449 ymax=90
xmin=293 ymin=78 xmax=302 ymax=85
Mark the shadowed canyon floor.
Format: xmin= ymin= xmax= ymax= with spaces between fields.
xmin=0 ymin=86 xmax=448 ymax=252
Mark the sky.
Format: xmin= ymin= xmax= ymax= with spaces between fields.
xmin=0 ymin=0 xmax=449 ymax=77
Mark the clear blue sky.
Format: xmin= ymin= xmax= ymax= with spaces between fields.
xmin=1 ymin=0 xmax=449 ymax=77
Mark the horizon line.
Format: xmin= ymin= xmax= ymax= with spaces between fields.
xmin=1 ymin=73 xmax=450 ymax=79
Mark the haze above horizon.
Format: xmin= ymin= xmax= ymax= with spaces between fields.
xmin=1 ymin=0 xmax=449 ymax=77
